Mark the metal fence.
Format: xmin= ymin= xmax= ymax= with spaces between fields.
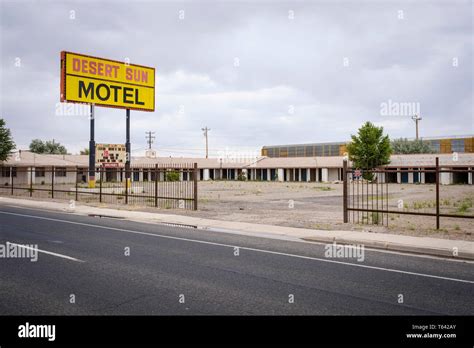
xmin=342 ymin=158 xmax=474 ymax=229
xmin=0 ymin=163 xmax=198 ymax=210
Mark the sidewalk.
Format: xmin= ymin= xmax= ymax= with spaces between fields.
xmin=1 ymin=196 xmax=473 ymax=260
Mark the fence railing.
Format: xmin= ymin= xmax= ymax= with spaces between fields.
xmin=342 ymin=158 xmax=474 ymax=229
xmin=0 ymin=163 xmax=198 ymax=210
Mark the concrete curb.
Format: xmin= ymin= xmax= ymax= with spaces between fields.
xmin=302 ymin=236 xmax=473 ymax=260
xmin=1 ymin=196 xmax=473 ymax=261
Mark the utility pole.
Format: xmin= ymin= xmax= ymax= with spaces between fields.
xmin=202 ymin=127 xmax=210 ymax=159
xmin=145 ymin=131 xmax=155 ymax=149
xmin=412 ymin=114 xmax=422 ymax=140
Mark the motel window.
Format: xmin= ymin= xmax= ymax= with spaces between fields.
xmin=36 ymin=168 xmax=45 ymax=177
xmin=55 ymin=167 xmax=67 ymax=177
xmin=451 ymin=139 xmax=465 ymax=153
xmin=1 ymin=167 xmax=15 ymax=177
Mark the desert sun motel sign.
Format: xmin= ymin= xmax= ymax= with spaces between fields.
xmin=60 ymin=51 xmax=155 ymax=111
xmin=60 ymin=51 xmax=155 ymax=188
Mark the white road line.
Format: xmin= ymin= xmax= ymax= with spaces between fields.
xmin=6 ymin=241 xmax=83 ymax=262
xmin=1 ymin=210 xmax=473 ymax=284
xmin=3 ymin=203 xmax=471 ymax=264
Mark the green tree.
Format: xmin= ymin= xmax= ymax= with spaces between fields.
xmin=346 ymin=122 xmax=392 ymax=179
xmin=29 ymin=139 xmax=68 ymax=154
xmin=391 ymin=138 xmax=434 ymax=154
xmin=79 ymin=148 xmax=90 ymax=155
xmin=0 ymin=118 xmax=16 ymax=161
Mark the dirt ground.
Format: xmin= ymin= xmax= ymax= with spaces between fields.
xmin=177 ymin=181 xmax=474 ymax=241
xmin=2 ymin=181 xmax=473 ymax=241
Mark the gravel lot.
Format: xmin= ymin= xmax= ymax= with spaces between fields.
xmin=179 ymin=181 xmax=474 ymax=241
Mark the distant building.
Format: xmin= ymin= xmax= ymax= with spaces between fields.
xmin=1 ymin=150 xmax=473 ymax=186
xmin=261 ymin=135 xmax=474 ymax=158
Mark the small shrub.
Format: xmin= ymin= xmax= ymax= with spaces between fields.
xmin=315 ymin=186 xmax=332 ymax=191
xmin=371 ymin=212 xmax=381 ymax=225
xmin=457 ymin=199 xmax=472 ymax=213
xmin=165 ymin=171 xmax=180 ymax=182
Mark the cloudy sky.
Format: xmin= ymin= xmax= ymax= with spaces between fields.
xmin=1 ymin=0 xmax=472 ymax=157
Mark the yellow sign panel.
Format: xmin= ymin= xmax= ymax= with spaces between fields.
xmin=61 ymin=51 xmax=155 ymax=112
xmin=96 ymin=143 xmax=126 ymax=167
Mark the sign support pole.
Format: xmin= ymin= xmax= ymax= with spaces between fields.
xmin=88 ymin=104 xmax=96 ymax=188
xmin=125 ymin=109 xmax=131 ymax=186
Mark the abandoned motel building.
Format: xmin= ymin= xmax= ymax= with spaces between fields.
xmin=1 ymin=136 xmax=474 ymax=187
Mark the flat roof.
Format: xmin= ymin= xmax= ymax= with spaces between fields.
xmin=2 ymin=151 xmax=473 ymax=169
xmin=262 ymin=135 xmax=474 ymax=149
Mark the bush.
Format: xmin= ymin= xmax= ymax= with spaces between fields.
xmin=371 ymin=212 xmax=381 ymax=225
xmin=237 ymin=173 xmax=247 ymax=181
xmin=165 ymin=170 xmax=180 ymax=182
xmin=457 ymin=199 xmax=472 ymax=213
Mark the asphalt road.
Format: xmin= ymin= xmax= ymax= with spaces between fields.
xmin=0 ymin=204 xmax=473 ymax=315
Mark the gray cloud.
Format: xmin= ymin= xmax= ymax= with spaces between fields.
xmin=1 ymin=0 xmax=472 ymax=157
